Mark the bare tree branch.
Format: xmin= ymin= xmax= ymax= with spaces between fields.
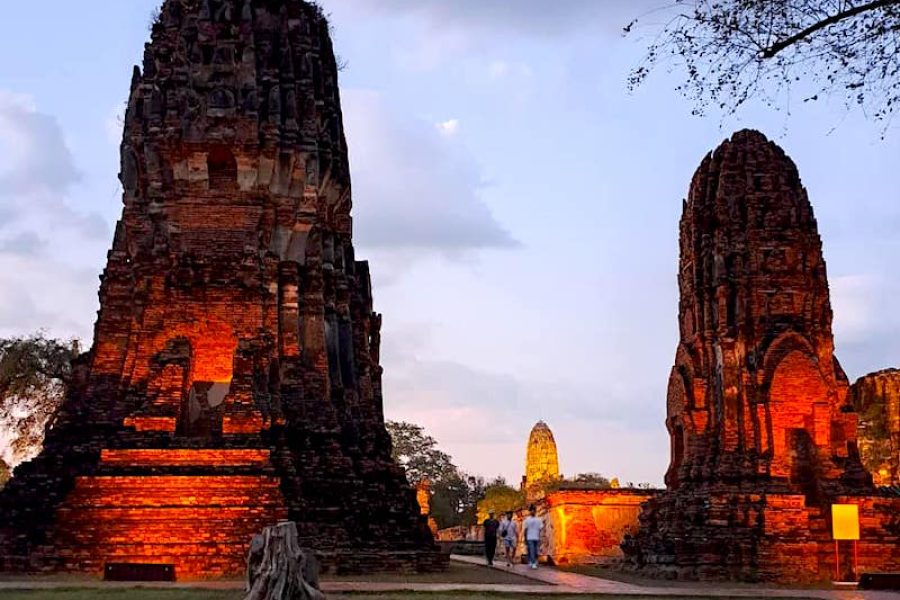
xmin=626 ymin=0 xmax=900 ymax=130
xmin=763 ymin=0 xmax=900 ymax=57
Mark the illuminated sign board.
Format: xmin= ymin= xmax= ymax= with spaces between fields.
xmin=831 ymin=504 xmax=860 ymax=541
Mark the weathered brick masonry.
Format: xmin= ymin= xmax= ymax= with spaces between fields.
xmin=626 ymin=130 xmax=900 ymax=582
xmin=523 ymin=421 xmax=561 ymax=502
xmin=0 ymin=0 xmax=444 ymax=578
xmin=850 ymin=369 xmax=900 ymax=487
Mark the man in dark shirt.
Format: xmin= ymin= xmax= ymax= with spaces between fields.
xmin=483 ymin=511 xmax=500 ymax=566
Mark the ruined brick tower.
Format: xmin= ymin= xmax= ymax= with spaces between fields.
xmin=0 ymin=0 xmax=444 ymax=578
xmin=628 ymin=130 xmax=900 ymax=582
xmin=523 ymin=421 xmax=560 ymax=501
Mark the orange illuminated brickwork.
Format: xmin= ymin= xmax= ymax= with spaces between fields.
xmin=416 ymin=480 xmax=439 ymax=535
xmin=850 ymin=369 xmax=900 ymax=486
xmin=627 ymin=130 xmax=900 ymax=583
xmin=0 ymin=0 xmax=445 ymax=578
xmin=51 ymin=475 xmax=287 ymax=579
xmin=523 ymin=421 xmax=561 ymax=501
xmin=539 ymin=489 xmax=655 ymax=566
xmin=100 ymin=449 xmax=272 ymax=467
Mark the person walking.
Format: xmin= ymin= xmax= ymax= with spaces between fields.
xmin=523 ymin=505 xmax=543 ymax=569
xmin=500 ymin=511 xmax=518 ymax=567
xmin=482 ymin=511 xmax=500 ymax=566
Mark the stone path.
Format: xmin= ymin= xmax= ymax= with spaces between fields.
xmin=451 ymin=554 xmax=900 ymax=599
xmin=1 ymin=557 xmax=898 ymax=599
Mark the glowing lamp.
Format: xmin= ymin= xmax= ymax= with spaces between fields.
xmin=831 ymin=504 xmax=860 ymax=541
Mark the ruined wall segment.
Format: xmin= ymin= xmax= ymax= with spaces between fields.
xmin=629 ymin=130 xmax=900 ymax=582
xmin=541 ymin=488 xmax=655 ymax=566
xmin=850 ymin=369 xmax=900 ymax=487
xmin=0 ymin=0 xmax=443 ymax=578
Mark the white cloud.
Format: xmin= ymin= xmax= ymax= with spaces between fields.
xmin=0 ymin=253 xmax=98 ymax=341
xmin=487 ymin=60 xmax=533 ymax=81
xmin=0 ymin=92 xmax=80 ymax=194
xmin=343 ymin=90 xmax=516 ymax=253
xmin=383 ymin=354 xmax=668 ymax=485
xmin=0 ymin=91 xmax=106 ymax=341
xmin=831 ymin=272 xmax=900 ymax=379
xmin=436 ymin=118 xmax=460 ymax=137
xmin=488 ymin=60 xmax=510 ymax=78
xmin=379 ymin=322 xmax=667 ymax=485
xmin=325 ymin=0 xmax=655 ymax=38
xmin=321 ymin=0 xmax=657 ymax=71
xmin=831 ymin=274 xmax=878 ymax=343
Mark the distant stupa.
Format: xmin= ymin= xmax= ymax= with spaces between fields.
xmin=523 ymin=421 xmax=560 ymax=500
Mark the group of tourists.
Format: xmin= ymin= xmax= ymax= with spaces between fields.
xmin=481 ymin=505 xmax=544 ymax=569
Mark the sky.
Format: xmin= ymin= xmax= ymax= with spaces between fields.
xmin=0 ymin=1 xmax=898 ymax=485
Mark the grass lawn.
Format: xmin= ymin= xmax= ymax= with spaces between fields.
xmin=0 ymin=591 xmax=241 ymax=600
xmin=0 ymin=593 xmax=737 ymax=600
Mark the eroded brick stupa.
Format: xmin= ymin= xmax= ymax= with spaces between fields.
xmin=627 ymin=130 xmax=900 ymax=582
xmin=0 ymin=0 xmax=444 ymax=578
xmin=523 ymin=421 xmax=561 ymax=501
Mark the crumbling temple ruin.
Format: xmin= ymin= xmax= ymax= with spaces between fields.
xmin=518 ymin=421 xmax=659 ymax=566
xmin=627 ymin=130 xmax=900 ymax=582
xmin=850 ymin=369 xmax=900 ymax=487
xmin=0 ymin=0 xmax=444 ymax=579
xmin=522 ymin=420 xmax=561 ymax=501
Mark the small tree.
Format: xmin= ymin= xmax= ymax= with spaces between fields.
xmin=385 ymin=420 xmax=457 ymax=486
xmin=0 ymin=333 xmax=80 ymax=468
xmin=386 ymin=420 xmax=488 ymax=529
xmin=572 ymin=472 xmax=612 ymax=487
xmin=476 ymin=480 xmax=525 ymax=523
xmin=627 ymin=0 xmax=900 ymax=127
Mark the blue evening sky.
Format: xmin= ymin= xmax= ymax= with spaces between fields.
xmin=0 ymin=1 xmax=897 ymax=484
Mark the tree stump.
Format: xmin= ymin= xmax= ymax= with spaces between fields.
xmin=245 ymin=521 xmax=325 ymax=600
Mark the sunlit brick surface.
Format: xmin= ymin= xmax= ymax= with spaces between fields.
xmin=100 ymin=449 xmax=272 ymax=467
xmin=52 ymin=475 xmax=287 ymax=578
xmin=850 ymin=369 xmax=900 ymax=486
xmin=628 ymin=130 xmax=900 ymax=583
xmin=0 ymin=0 xmax=445 ymax=578
xmin=541 ymin=490 xmax=653 ymax=565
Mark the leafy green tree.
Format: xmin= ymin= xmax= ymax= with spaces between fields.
xmin=477 ymin=480 xmax=525 ymax=523
xmin=385 ymin=420 xmax=456 ymax=486
xmin=572 ymin=472 xmax=612 ymax=487
xmin=385 ymin=421 xmax=492 ymax=529
xmin=430 ymin=471 xmax=468 ymax=528
xmin=627 ymin=0 xmax=900 ymax=126
xmin=0 ymin=333 xmax=80 ymax=468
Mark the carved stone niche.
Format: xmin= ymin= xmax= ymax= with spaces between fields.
xmin=208 ymin=88 xmax=236 ymax=118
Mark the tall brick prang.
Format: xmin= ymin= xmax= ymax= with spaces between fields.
xmin=0 ymin=0 xmax=444 ymax=578
xmin=627 ymin=130 xmax=900 ymax=582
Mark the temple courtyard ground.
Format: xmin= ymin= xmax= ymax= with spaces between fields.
xmin=1 ymin=556 xmax=898 ymax=599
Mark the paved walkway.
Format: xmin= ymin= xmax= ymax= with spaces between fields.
xmin=0 ymin=556 xmax=897 ymax=599
xmin=451 ymin=554 xmax=900 ymax=599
